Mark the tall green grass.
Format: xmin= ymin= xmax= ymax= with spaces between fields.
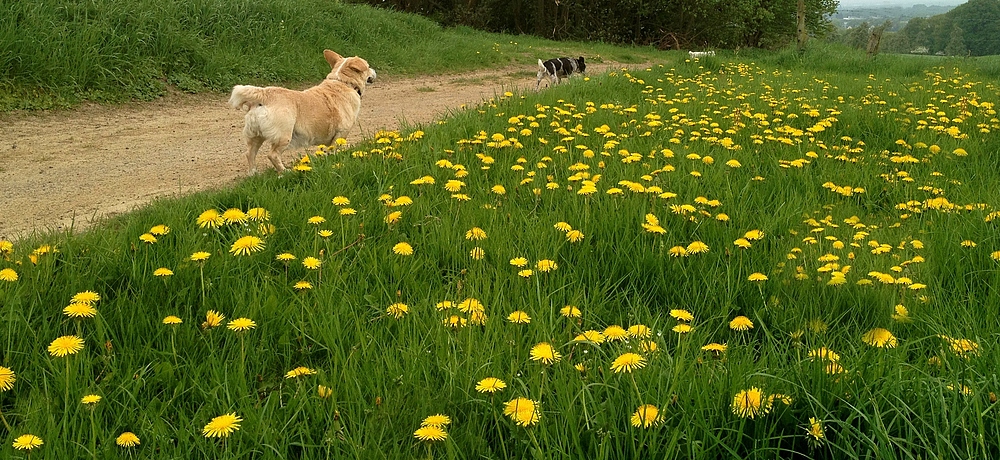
xmin=0 ymin=0 xmax=656 ymax=111
xmin=2 ymin=49 xmax=1000 ymax=458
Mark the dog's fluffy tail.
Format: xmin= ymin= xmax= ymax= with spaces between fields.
xmin=229 ymin=85 xmax=267 ymax=112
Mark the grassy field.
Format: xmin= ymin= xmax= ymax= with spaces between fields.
xmin=0 ymin=0 xmax=655 ymax=111
xmin=4 ymin=3 xmax=1000 ymax=457
xmin=3 ymin=44 xmax=1000 ymax=458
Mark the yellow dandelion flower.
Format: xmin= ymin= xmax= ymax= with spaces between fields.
xmin=246 ymin=207 xmax=270 ymax=221
xmin=470 ymin=247 xmax=485 ymax=260
xmin=631 ymin=404 xmax=662 ymax=428
xmin=413 ymin=425 xmax=448 ymax=441
xmin=503 ymin=397 xmax=540 ymax=426
xmin=445 ymin=180 xmax=465 ymax=192
xmin=48 ymin=335 xmax=84 ymax=357
xmin=509 ymin=257 xmax=528 ymax=267
xmin=202 ymin=413 xmax=242 ymax=438
xmin=222 ymin=208 xmax=248 ymax=224
xmin=806 ymin=417 xmax=825 ymax=441
xmin=149 ymin=224 xmax=170 ymax=235
xmin=670 ymin=309 xmax=694 ymax=322
xmin=554 ymin=222 xmax=572 ymax=232
xmin=12 ymin=434 xmax=43 ymax=450
xmin=574 ymin=330 xmax=605 ymax=344
xmin=808 ymin=347 xmax=840 ymax=361
xmin=302 ymin=257 xmax=322 ymax=270
xmin=229 ymin=236 xmax=264 ymax=256
xmin=317 ymin=385 xmax=334 ymax=399
xmin=672 ymin=323 xmax=693 ymax=334
xmin=702 ymin=342 xmax=727 ymax=354
xmin=457 ymin=298 xmax=484 ymax=312
xmin=385 ymin=211 xmax=402 ymax=224
xmin=190 ymin=251 xmax=211 ymax=262
xmin=729 ymin=316 xmax=754 ymax=331
xmin=116 ymin=432 xmax=140 ymax=447
xmin=392 ymin=242 xmax=414 ymax=256
xmin=162 ymin=315 xmax=182 ymax=325
xmin=227 ymin=318 xmax=256 ymax=332
xmin=339 ymin=207 xmax=357 ymax=216
xmin=81 ymin=394 xmax=101 ymax=405
xmin=285 ymin=367 xmax=317 ymax=379
xmin=63 ymin=302 xmax=97 ymax=318
xmin=536 ymin=259 xmax=558 ymax=272
xmin=202 ymin=310 xmax=225 ymax=329
xmin=332 ymin=196 xmax=351 ymax=206
xmin=0 ymin=366 xmax=15 ymax=391
xmin=139 ymin=233 xmax=157 ymax=244
xmin=610 ymin=353 xmax=646 ymax=373
xmin=421 ymin=414 xmax=451 ymax=428
xmin=747 ymin=272 xmax=768 ymax=281
xmin=529 ymin=342 xmax=562 ymax=364
xmin=668 ymin=246 xmax=688 ymax=257
xmin=604 ymin=325 xmax=628 ymax=341
xmin=507 ymin=311 xmax=531 ymax=324
xmin=862 ymin=328 xmax=898 ymax=348
xmin=0 ymin=268 xmax=17 ymax=282
xmin=732 ymin=387 xmax=771 ymax=419
xmin=566 ymin=230 xmax=585 ymax=243
xmin=153 ymin=267 xmax=174 ymax=277
xmin=294 ymin=280 xmax=313 ymax=290
xmin=560 ymin=305 xmax=582 ymax=318
xmin=628 ymin=324 xmax=652 ymax=338
xmin=465 ymin=227 xmax=488 ymax=240
xmin=387 ymin=302 xmax=409 ymax=318
xmin=518 ymin=269 xmax=533 ymax=278
xmin=491 ymin=185 xmax=506 ymax=195
xmin=687 ymin=241 xmax=709 ymax=254
xmin=476 ymin=377 xmax=507 ymax=393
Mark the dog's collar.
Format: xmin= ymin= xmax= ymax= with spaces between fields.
xmin=329 ymin=76 xmax=364 ymax=97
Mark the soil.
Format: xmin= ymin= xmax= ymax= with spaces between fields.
xmin=0 ymin=64 xmax=615 ymax=240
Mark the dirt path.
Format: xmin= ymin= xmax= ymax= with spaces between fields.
xmin=0 ymin=64 xmax=617 ymax=240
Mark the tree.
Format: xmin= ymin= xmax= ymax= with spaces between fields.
xmin=944 ymin=25 xmax=967 ymax=56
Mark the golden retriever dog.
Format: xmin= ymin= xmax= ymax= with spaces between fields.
xmin=229 ymin=49 xmax=377 ymax=173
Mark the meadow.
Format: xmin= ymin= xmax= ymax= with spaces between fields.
xmin=3 ymin=41 xmax=1000 ymax=458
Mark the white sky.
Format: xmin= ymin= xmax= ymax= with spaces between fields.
xmin=838 ymin=0 xmax=964 ymax=7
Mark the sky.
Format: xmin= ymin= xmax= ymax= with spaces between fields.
xmin=837 ymin=0 xmax=964 ymax=7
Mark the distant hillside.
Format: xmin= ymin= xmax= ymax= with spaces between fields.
xmin=891 ymin=0 xmax=1000 ymax=55
xmin=831 ymin=4 xmax=959 ymax=31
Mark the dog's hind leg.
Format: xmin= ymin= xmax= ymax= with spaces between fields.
xmin=246 ymin=136 xmax=264 ymax=175
xmin=265 ymin=139 xmax=289 ymax=173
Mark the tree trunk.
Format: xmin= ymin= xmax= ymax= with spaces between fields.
xmin=796 ymin=0 xmax=807 ymax=51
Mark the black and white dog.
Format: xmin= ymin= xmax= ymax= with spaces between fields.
xmin=536 ymin=57 xmax=586 ymax=90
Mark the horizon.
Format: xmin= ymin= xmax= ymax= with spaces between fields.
xmin=838 ymin=0 xmax=964 ymax=7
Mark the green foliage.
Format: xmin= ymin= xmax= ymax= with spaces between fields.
xmin=887 ymin=0 xmax=1000 ymax=56
xmin=2 ymin=48 xmax=1000 ymax=458
xmin=349 ymin=0 xmax=838 ymax=49
xmin=0 ymin=0 xmax=655 ymax=111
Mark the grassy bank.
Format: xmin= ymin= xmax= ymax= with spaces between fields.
xmin=0 ymin=0 xmax=655 ymax=111
xmin=2 ymin=45 xmax=1000 ymax=458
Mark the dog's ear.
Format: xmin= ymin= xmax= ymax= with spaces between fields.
xmin=323 ymin=49 xmax=343 ymax=68
xmin=345 ymin=58 xmax=369 ymax=75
